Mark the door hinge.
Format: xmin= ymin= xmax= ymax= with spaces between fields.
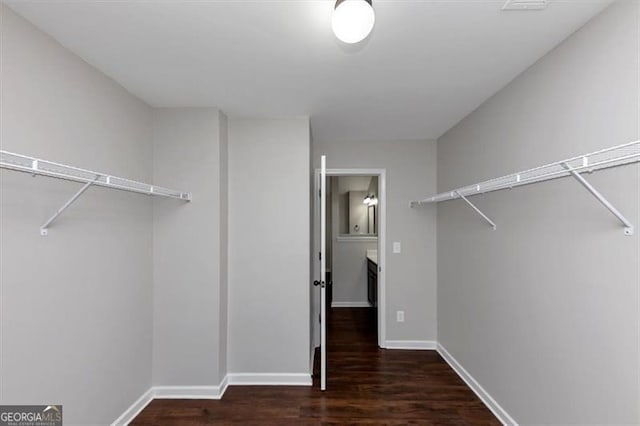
xmin=319 ymin=251 xmax=322 ymax=261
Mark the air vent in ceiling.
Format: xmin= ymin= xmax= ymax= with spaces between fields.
xmin=502 ymin=0 xmax=548 ymax=11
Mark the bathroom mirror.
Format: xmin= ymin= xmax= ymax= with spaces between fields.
xmin=332 ymin=176 xmax=378 ymax=237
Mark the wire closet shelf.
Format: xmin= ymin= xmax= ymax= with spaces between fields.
xmin=410 ymin=140 xmax=640 ymax=235
xmin=0 ymin=150 xmax=191 ymax=200
xmin=0 ymin=150 xmax=191 ymax=235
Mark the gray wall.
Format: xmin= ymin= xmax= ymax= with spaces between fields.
xmin=313 ymin=140 xmax=438 ymax=343
xmin=437 ymin=1 xmax=639 ymax=423
xmin=152 ymin=108 xmax=228 ymax=386
xmin=0 ymin=5 xmax=154 ymax=424
xmin=331 ymin=239 xmax=377 ymax=304
xmin=228 ymin=118 xmax=311 ymax=375
xmin=218 ymin=113 xmax=229 ymax=380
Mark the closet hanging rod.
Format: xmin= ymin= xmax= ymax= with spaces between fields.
xmin=0 ymin=150 xmax=191 ymax=201
xmin=410 ymin=140 xmax=639 ymax=206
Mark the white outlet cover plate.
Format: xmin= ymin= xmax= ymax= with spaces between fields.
xmin=393 ymin=242 xmax=401 ymax=253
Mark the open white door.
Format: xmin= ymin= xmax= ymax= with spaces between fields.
xmin=316 ymin=155 xmax=327 ymax=390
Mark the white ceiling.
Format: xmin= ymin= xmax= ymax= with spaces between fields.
xmin=6 ymin=0 xmax=613 ymax=142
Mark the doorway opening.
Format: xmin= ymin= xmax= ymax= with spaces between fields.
xmin=311 ymin=167 xmax=387 ymax=389
xmin=327 ymin=175 xmax=379 ymax=325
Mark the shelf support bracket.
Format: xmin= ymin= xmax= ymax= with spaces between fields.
xmin=40 ymin=176 xmax=100 ymax=236
xmin=455 ymin=191 xmax=497 ymax=230
xmin=562 ymin=163 xmax=634 ymax=236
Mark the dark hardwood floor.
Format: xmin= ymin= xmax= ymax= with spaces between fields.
xmin=132 ymin=308 xmax=499 ymax=425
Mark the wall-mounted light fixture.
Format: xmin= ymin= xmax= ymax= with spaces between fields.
xmin=332 ymin=0 xmax=375 ymax=44
xmin=363 ymin=194 xmax=377 ymax=206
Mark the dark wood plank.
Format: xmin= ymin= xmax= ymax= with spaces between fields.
xmin=132 ymin=308 xmax=499 ymax=425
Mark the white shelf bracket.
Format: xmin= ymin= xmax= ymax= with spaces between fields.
xmin=2 ymin=150 xmax=191 ymax=235
xmin=561 ymin=162 xmax=634 ymax=236
xmin=455 ymin=190 xmax=497 ymax=230
xmin=40 ymin=175 xmax=100 ymax=236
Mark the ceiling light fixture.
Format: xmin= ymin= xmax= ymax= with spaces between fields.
xmin=332 ymin=0 xmax=375 ymax=44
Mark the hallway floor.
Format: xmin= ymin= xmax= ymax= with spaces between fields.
xmin=132 ymin=308 xmax=499 ymax=425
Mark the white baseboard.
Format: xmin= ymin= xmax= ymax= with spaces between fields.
xmin=111 ymin=376 xmax=229 ymax=425
xmin=437 ymin=344 xmax=517 ymax=426
xmin=384 ymin=340 xmax=437 ymax=350
xmin=228 ymin=373 xmax=312 ymax=386
xmin=331 ymin=301 xmax=371 ymax=308
xmin=111 ymin=388 xmax=154 ymax=426
xmin=153 ymin=376 xmax=228 ymax=400
xmin=114 ymin=348 xmax=514 ymax=425
xmin=112 ymin=373 xmax=310 ymax=424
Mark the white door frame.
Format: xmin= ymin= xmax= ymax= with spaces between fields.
xmin=312 ymin=168 xmax=387 ymax=348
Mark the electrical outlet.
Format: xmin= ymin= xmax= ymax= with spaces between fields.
xmin=396 ymin=311 xmax=405 ymax=322
xmin=393 ymin=242 xmax=401 ymax=254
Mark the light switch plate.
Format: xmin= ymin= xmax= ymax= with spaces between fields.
xmin=393 ymin=242 xmax=401 ymax=254
xmin=397 ymin=311 xmax=405 ymax=322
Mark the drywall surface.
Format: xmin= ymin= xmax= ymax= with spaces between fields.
xmin=152 ymin=108 xmax=227 ymax=386
xmin=312 ymin=139 xmax=438 ymax=343
xmin=437 ymin=1 xmax=639 ymax=423
xmin=228 ymin=118 xmax=311 ymax=376
xmin=0 ymin=5 xmax=153 ymax=424
xmin=332 ymin=239 xmax=377 ymax=304
xmin=308 ymin=129 xmax=316 ymax=368
xmin=218 ymin=112 xmax=229 ymax=380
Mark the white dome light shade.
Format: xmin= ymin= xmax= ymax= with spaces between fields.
xmin=332 ymin=0 xmax=375 ymax=44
